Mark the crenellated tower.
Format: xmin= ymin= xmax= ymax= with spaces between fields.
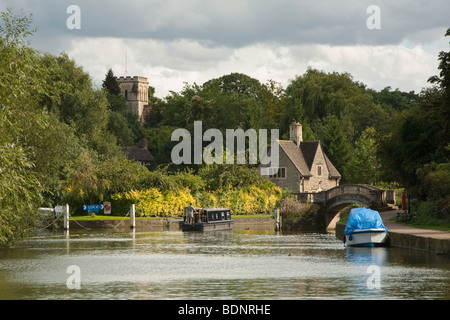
xmin=117 ymin=76 xmax=149 ymax=124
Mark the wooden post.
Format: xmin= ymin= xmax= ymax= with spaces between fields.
xmin=63 ymin=204 xmax=70 ymax=230
xmin=130 ymin=204 xmax=136 ymax=228
xmin=274 ymin=208 xmax=280 ymax=231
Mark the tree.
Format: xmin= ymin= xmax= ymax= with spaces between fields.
xmin=0 ymin=9 xmax=44 ymax=245
xmin=198 ymin=163 xmax=265 ymax=191
xmin=281 ymin=68 xmax=385 ymax=140
xmin=427 ymin=27 xmax=450 ymax=159
xmin=312 ymin=115 xmax=351 ymax=182
xmin=347 ymin=127 xmax=381 ymax=185
xmin=103 ymin=76 xmax=142 ymax=146
xmin=200 ymin=73 xmax=280 ymax=131
xmin=142 ymin=126 xmax=180 ymax=165
xmin=102 ymin=68 xmax=121 ymax=95
xmin=378 ymin=28 xmax=450 ymax=197
xmin=369 ymin=86 xmax=419 ymax=115
xmin=107 ymin=111 xmax=136 ymax=146
xmin=21 ymin=112 xmax=85 ymax=205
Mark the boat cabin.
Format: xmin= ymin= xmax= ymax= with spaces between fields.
xmin=182 ymin=207 xmax=233 ymax=231
xmin=201 ymin=208 xmax=232 ymax=222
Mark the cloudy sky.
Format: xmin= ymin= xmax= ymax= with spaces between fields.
xmin=1 ymin=0 xmax=449 ymax=97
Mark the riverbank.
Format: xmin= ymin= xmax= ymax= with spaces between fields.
xmin=59 ymin=211 xmax=450 ymax=256
xmin=57 ymin=215 xmax=274 ymax=230
xmin=335 ymin=209 xmax=450 ymax=256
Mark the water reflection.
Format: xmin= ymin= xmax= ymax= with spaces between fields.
xmin=345 ymin=247 xmax=389 ymax=266
xmin=0 ymin=225 xmax=449 ymax=300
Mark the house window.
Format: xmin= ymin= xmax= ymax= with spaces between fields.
xmin=317 ymin=165 xmax=322 ymax=176
xmin=125 ymin=90 xmax=128 ymax=100
xmin=269 ymin=167 xmax=286 ymax=178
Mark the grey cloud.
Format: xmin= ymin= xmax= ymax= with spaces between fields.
xmin=3 ymin=0 xmax=449 ymax=52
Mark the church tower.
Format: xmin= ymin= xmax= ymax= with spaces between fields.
xmin=117 ymin=76 xmax=149 ymax=124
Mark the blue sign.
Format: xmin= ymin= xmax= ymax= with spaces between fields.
xmin=83 ymin=204 xmax=104 ymax=211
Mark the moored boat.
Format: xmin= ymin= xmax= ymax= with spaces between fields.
xmin=182 ymin=207 xmax=233 ymax=231
xmin=344 ymin=207 xmax=388 ymax=247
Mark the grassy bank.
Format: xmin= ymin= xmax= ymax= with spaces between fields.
xmin=396 ymin=201 xmax=450 ymax=232
xmin=68 ymin=214 xmax=273 ymax=221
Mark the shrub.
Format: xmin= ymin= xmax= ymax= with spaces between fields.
xmin=110 ymin=184 xmax=283 ymax=217
xmin=279 ymin=197 xmax=319 ymax=220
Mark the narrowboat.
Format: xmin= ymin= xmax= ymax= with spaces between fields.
xmin=182 ymin=207 xmax=233 ymax=231
xmin=344 ymin=207 xmax=389 ymax=247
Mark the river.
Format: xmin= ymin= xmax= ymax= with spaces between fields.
xmin=0 ymin=223 xmax=449 ymax=300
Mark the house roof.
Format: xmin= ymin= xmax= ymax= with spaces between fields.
xmin=121 ymin=146 xmax=154 ymax=162
xmin=279 ymin=140 xmax=341 ymax=179
xmin=299 ymin=141 xmax=319 ymax=169
xmin=278 ymin=140 xmax=312 ymax=177
xmin=323 ymin=152 xmax=341 ymax=178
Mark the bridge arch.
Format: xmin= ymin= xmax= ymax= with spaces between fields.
xmin=296 ymin=184 xmax=390 ymax=230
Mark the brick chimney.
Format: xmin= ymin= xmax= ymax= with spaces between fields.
xmin=141 ymin=139 xmax=149 ymax=149
xmin=289 ymin=120 xmax=302 ymax=146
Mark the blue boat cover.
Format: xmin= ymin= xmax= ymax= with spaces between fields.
xmin=344 ymin=207 xmax=388 ymax=235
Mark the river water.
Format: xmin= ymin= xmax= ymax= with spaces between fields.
xmin=0 ymin=223 xmax=449 ymax=300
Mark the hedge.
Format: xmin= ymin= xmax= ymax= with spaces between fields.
xmin=110 ymin=185 xmax=283 ymax=217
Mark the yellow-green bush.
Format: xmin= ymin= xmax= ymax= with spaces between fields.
xmin=113 ymin=188 xmax=196 ymax=217
xmin=111 ymin=184 xmax=282 ymax=217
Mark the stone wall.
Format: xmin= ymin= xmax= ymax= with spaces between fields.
xmin=335 ymin=222 xmax=450 ymax=255
xmin=268 ymin=149 xmax=302 ymax=193
xmin=307 ymin=145 xmax=338 ymax=192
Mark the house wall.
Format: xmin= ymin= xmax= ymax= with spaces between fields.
xmin=306 ymin=145 xmax=338 ymax=192
xmin=266 ymin=149 xmax=302 ymax=193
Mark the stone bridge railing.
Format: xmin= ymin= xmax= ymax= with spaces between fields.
xmin=296 ymin=184 xmax=394 ymax=211
xmin=288 ymin=184 xmax=395 ymax=230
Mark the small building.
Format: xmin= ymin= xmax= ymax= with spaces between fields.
xmin=121 ymin=139 xmax=155 ymax=169
xmin=264 ymin=121 xmax=341 ymax=194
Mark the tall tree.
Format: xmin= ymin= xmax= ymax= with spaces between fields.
xmin=102 ymin=68 xmax=121 ymax=95
xmin=379 ymin=28 xmax=450 ymax=194
xmin=281 ymin=68 xmax=385 ymax=139
xmin=347 ymin=127 xmax=381 ymax=185
xmin=312 ymin=115 xmax=351 ymax=182
xmin=0 ymin=9 xmax=44 ymax=245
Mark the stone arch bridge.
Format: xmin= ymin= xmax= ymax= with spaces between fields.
xmin=295 ymin=184 xmax=395 ymax=229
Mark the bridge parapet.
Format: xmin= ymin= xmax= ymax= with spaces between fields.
xmin=291 ymin=184 xmax=393 ymax=230
xmin=296 ymin=184 xmax=388 ymax=210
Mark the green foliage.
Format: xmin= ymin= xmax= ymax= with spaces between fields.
xmin=379 ymin=29 xmax=450 ymax=194
xmin=369 ymin=86 xmax=419 ymax=115
xmin=107 ymin=111 xmax=136 ymax=146
xmin=108 ymin=164 xmax=283 ymax=217
xmin=142 ymin=126 xmax=179 ymax=164
xmin=38 ymin=53 xmax=121 ymax=156
xmin=0 ymin=9 xmax=45 ymax=245
xmin=416 ymin=163 xmax=450 ymax=221
xmin=2 ymin=8 xmax=449 ymax=244
xmin=279 ymin=197 xmax=320 ymax=220
xmin=312 ymin=115 xmax=351 ymax=181
xmin=111 ymin=184 xmax=282 ymax=217
xmin=347 ymin=127 xmax=381 ymax=185
xmin=102 ymin=68 xmax=121 ymax=95
xmin=197 ymin=164 xmax=264 ymax=190
xmin=143 ymin=73 xmax=283 ymax=167
xmin=0 ymin=144 xmax=43 ymax=245
xmin=377 ymin=28 xmax=450 ymax=225
xmin=23 ymin=112 xmax=85 ymax=205
xmin=281 ymin=68 xmax=383 ymax=132
xmin=409 ymin=201 xmax=450 ymax=230
xmin=64 ymin=152 xmax=152 ymax=215
xmin=103 ymin=70 xmax=142 ymax=146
